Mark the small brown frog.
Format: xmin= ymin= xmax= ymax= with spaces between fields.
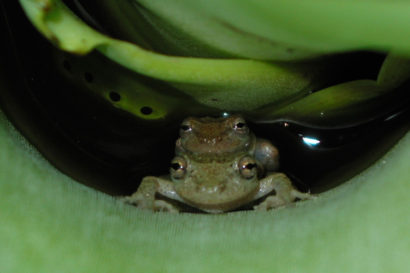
xmin=123 ymin=115 xmax=312 ymax=213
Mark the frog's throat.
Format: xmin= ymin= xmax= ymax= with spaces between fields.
xmin=177 ymin=185 xmax=259 ymax=213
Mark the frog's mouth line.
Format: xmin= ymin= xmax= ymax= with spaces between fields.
xmin=155 ymin=189 xmax=266 ymax=214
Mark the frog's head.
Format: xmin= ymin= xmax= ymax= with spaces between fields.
xmin=176 ymin=115 xmax=254 ymax=162
xmin=169 ymin=155 xmax=260 ymax=212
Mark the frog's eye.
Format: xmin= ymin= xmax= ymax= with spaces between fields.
xmin=180 ymin=124 xmax=191 ymax=132
xmin=238 ymin=157 xmax=258 ymax=179
xmin=170 ymin=157 xmax=187 ymax=179
xmin=235 ymin=122 xmax=246 ymax=129
xmin=179 ymin=120 xmax=193 ymax=135
xmin=232 ymin=117 xmax=248 ymax=134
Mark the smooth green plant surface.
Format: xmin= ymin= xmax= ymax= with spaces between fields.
xmin=1 ymin=108 xmax=409 ymax=273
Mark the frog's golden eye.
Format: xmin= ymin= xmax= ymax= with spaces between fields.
xmin=170 ymin=157 xmax=187 ymax=179
xmin=238 ymin=157 xmax=258 ymax=179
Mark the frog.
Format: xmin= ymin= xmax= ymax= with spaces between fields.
xmin=122 ymin=115 xmax=313 ymax=213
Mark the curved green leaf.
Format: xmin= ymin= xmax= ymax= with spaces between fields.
xmin=1 ymin=108 xmax=409 ymax=272
xmin=251 ymin=54 xmax=410 ymax=128
xmin=100 ymin=0 xmax=318 ymax=60
xmin=19 ymin=0 xmax=323 ymax=111
xmin=54 ymin=50 xmax=211 ymax=120
xmin=250 ymin=79 xmax=409 ymax=128
xmin=377 ymin=54 xmax=410 ymax=89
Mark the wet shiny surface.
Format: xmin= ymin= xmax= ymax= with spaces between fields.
xmin=250 ymin=109 xmax=410 ymax=192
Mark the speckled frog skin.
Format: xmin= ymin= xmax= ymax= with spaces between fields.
xmin=123 ymin=115 xmax=312 ymax=213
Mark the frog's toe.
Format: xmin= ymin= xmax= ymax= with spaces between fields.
xmin=154 ymin=200 xmax=180 ymax=213
xmin=253 ymin=195 xmax=286 ymax=211
xmin=118 ymin=195 xmax=135 ymax=204
xmin=291 ymin=190 xmax=316 ymax=201
xmin=119 ymin=194 xmax=154 ymax=210
xmin=253 ymin=202 xmax=268 ymax=211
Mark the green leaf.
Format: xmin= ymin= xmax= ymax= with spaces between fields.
xmin=96 ymin=0 xmax=318 ymax=60
xmin=1 ymin=108 xmax=409 ymax=272
xmin=250 ymin=54 xmax=410 ymax=128
xmin=377 ymin=54 xmax=410 ymax=89
xmin=19 ymin=0 xmax=324 ymax=112
xmin=250 ymin=79 xmax=409 ymax=128
xmin=182 ymin=0 xmax=410 ymax=56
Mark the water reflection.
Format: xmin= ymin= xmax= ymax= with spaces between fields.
xmin=302 ymin=136 xmax=321 ymax=146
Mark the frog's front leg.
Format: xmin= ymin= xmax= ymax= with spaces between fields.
xmin=122 ymin=176 xmax=182 ymax=213
xmin=253 ymin=173 xmax=313 ymax=211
